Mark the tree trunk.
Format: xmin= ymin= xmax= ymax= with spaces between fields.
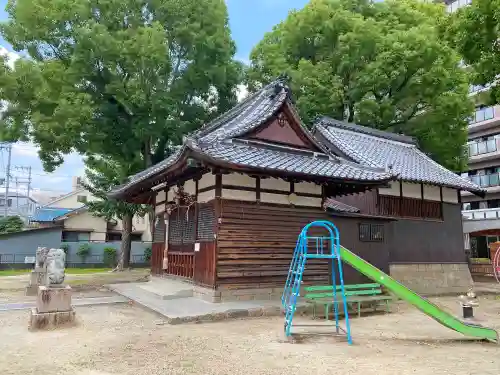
xmin=119 ymin=212 xmax=133 ymax=270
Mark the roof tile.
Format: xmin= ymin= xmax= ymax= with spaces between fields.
xmin=315 ymin=117 xmax=482 ymax=194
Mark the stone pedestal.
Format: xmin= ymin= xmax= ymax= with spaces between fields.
xmin=25 ymin=268 xmax=47 ymax=296
xmin=28 ymin=285 xmax=76 ymax=331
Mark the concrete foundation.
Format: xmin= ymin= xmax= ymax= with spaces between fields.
xmin=218 ymin=287 xmax=283 ymax=302
xmin=29 ymin=308 xmax=76 ymax=331
xmin=36 ymin=285 xmax=73 ymax=313
xmin=25 ymin=268 xmax=47 ymax=296
xmin=389 ymin=263 xmax=473 ymax=295
xmin=28 ymin=285 xmax=76 ymax=330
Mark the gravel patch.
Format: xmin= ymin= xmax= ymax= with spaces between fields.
xmin=0 ymin=296 xmax=499 ymax=375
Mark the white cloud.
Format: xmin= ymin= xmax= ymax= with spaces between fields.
xmin=236 ymin=55 xmax=251 ymax=66
xmin=12 ymin=142 xmax=39 ymax=158
xmin=0 ymin=45 xmax=20 ymax=69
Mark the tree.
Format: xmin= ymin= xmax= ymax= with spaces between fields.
xmin=247 ymin=0 xmax=472 ymax=171
xmin=0 ymin=216 xmax=24 ymax=235
xmin=83 ymin=155 xmax=150 ymax=270
xmin=0 ymin=0 xmax=242 ymax=170
xmin=0 ymin=0 xmax=242 ymax=266
xmin=442 ymin=0 xmax=500 ymax=104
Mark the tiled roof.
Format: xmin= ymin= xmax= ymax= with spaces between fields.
xmin=194 ymin=79 xmax=289 ymax=143
xmin=323 ymin=198 xmax=360 ymax=213
xmin=196 ymin=140 xmax=393 ymax=181
xmin=110 ymin=78 xmax=397 ymax=197
xmin=30 ymin=207 xmax=73 ymax=222
xmin=314 ymin=117 xmax=483 ymax=194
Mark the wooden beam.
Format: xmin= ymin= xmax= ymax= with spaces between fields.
xmin=256 ymin=177 xmax=261 ymax=202
xmin=215 ymin=174 xmax=222 ymax=198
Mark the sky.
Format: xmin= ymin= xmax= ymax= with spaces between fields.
xmin=0 ymin=0 xmax=309 ymax=200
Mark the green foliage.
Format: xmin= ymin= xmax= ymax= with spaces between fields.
xmin=0 ymin=0 xmax=242 ymax=270
xmin=0 ymin=216 xmax=24 ymax=235
xmin=76 ymin=243 xmax=91 ymax=262
xmin=443 ymin=0 xmax=500 ymax=104
xmin=103 ymin=247 xmax=117 ymax=267
xmin=247 ymin=0 xmax=472 ymax=171
xmin=60 ymin=243 xmax=70 ymax=254
xmin=144 ymin=247 xmax=152 ymax=263
xmin=0 ymin=0 xmax=242 ymax=171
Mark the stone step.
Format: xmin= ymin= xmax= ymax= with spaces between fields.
xmin=137 ymin=280 xmax=193 ymax=300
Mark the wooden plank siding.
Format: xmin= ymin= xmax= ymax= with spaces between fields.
xmin=215 ymin=199 xmax=391 ymax=290
xmin=151 ymin=242 xmax=164 ymax=276
xmin=335 ymin=189 xmax=442 ymax=220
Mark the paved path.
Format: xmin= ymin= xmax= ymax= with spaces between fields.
xmin=0 ymin=295 xmax=128 ymax=312
xmin=108 ymin=282 xmax=288 ymax=324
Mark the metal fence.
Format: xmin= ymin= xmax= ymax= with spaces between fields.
xmin=0 ymin=241 xmax=151 ymax=269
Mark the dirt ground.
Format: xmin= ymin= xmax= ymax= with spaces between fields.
xmin=0 ymin=296 xmax=499 ymax=375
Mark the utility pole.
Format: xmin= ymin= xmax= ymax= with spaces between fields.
xmin=15 ymin=177 xmax=19 ymax=212
xmin=0 ymin=143 xmax=12 ymax=217
xmin=13 ymin=166 xmax=32 ymax=219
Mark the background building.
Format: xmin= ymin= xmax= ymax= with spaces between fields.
xmin=441 ymin=0 xmax=500 ymax=260
xmin=0 ymin=192 xmax=39 ymax=222
xmin=31 ymin=176 xmax=152 ymax=242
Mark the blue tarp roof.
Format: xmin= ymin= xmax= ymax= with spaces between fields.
xmin=30 ymin=207 xmax=73 ymax=222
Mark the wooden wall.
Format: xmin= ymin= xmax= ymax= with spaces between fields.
xmin=215 ymin=199 xmax=391 ymax=290
xmin=388 ymin=203 xmax=467 ymax=263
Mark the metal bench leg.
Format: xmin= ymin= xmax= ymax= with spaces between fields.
xmin=358 ymin=302 xmax=361 ymax=318
xmin=325 ymin=304 xmax=329 ymax=321
xmin=386 ymin=300 xmax=390 ymax=313
xmin=312 ymin=304 xmax=316 ymax=319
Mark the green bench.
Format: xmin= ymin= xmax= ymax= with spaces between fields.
xmin=304 ymin=283 xmax=394 ymax=319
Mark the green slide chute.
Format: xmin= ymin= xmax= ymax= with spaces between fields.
xmin=340 ymin=246 xmax=499 ymax=343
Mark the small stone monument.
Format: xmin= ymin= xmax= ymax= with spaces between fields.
xmin=25 ymin=247 xmax=49 ymax=296
xmin=29 ymin=248 xmax=76 ymax=330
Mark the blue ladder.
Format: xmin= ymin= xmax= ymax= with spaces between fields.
xmin=281 ymin=220 xmax=352 ymax=344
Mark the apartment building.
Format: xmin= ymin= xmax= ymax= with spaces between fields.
xmin=0 ymin=192 xmax=39 ymax=221
xmin=439 ymin=0 xmax=500 ymax=258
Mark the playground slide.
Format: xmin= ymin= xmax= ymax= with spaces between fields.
xmin=339 ymin=246 xmax=499 ymax=343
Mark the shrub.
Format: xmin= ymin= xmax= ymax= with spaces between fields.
xmin=144 ymin=247 xmax=152 ymax=262
xmin=76 ymin=243 xmax=91 ymax=263
xmin=103 ymin=247 xmax=117 ymax=267
xmin=60 ymin=243 xmax=70 ymax=254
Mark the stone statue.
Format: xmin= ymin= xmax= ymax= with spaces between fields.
xmin=45 ymin=248 xmax=66 ymax=285
xmin=35 ymin=247 xmax=49 ymax=269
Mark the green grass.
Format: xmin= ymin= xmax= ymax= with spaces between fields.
xmin=0 ymin=268 xmax=113 ymax=277
xmin=0 ymin=269 xmax=31 ymax=276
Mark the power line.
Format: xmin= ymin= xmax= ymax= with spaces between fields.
xmin=0 ymin=143 xmax=12 ymax=217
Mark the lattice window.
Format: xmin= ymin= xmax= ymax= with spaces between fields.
xmin=153 ymin=215 xmax=165 ymax=243
xmin=359 ymin=224 xmax=371 ymax=242
xmin=197 ymin=204 xmax=215 ymax=241
xmin=378 ymin=196 xmax=442 ymax=220
xmin=169 ymin=209 xmax=184 ymax=245
xmin=359 ymin=223 xmax=384 ymax=242
xmin=370 ymin=224 xmax=384 ymax=242
xmin=183 ymin=208 xmax=196 ymax=244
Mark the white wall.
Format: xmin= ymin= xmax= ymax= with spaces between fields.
xmin=261 ymin=177 xmax=289 ymax=191
xmin=423 ymin=185 xmax=441 ymax=201
xmin=442 ymin=187 xmax=458 ymax=203
xmin=222 ymin=189 xmax=255 ymax=201
xmin=64 ymin=211 xmax=107 ymax=242
xmin=45 ymin=189 xmax=96 ymax=209
xmin=223 ymin=173 xmax=255 ymax=187
xmin=198 ymin=173 xmax=215 ymax=190
xmin=402 ymin=182 xmax=421 ymax=199
xmin=380 ymin=182 xmax=459 ymax=203
xmin=295 ymin=182 xmax=321 ymax=195
xmin=378 ymin=181 xmax=400 ymax=196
